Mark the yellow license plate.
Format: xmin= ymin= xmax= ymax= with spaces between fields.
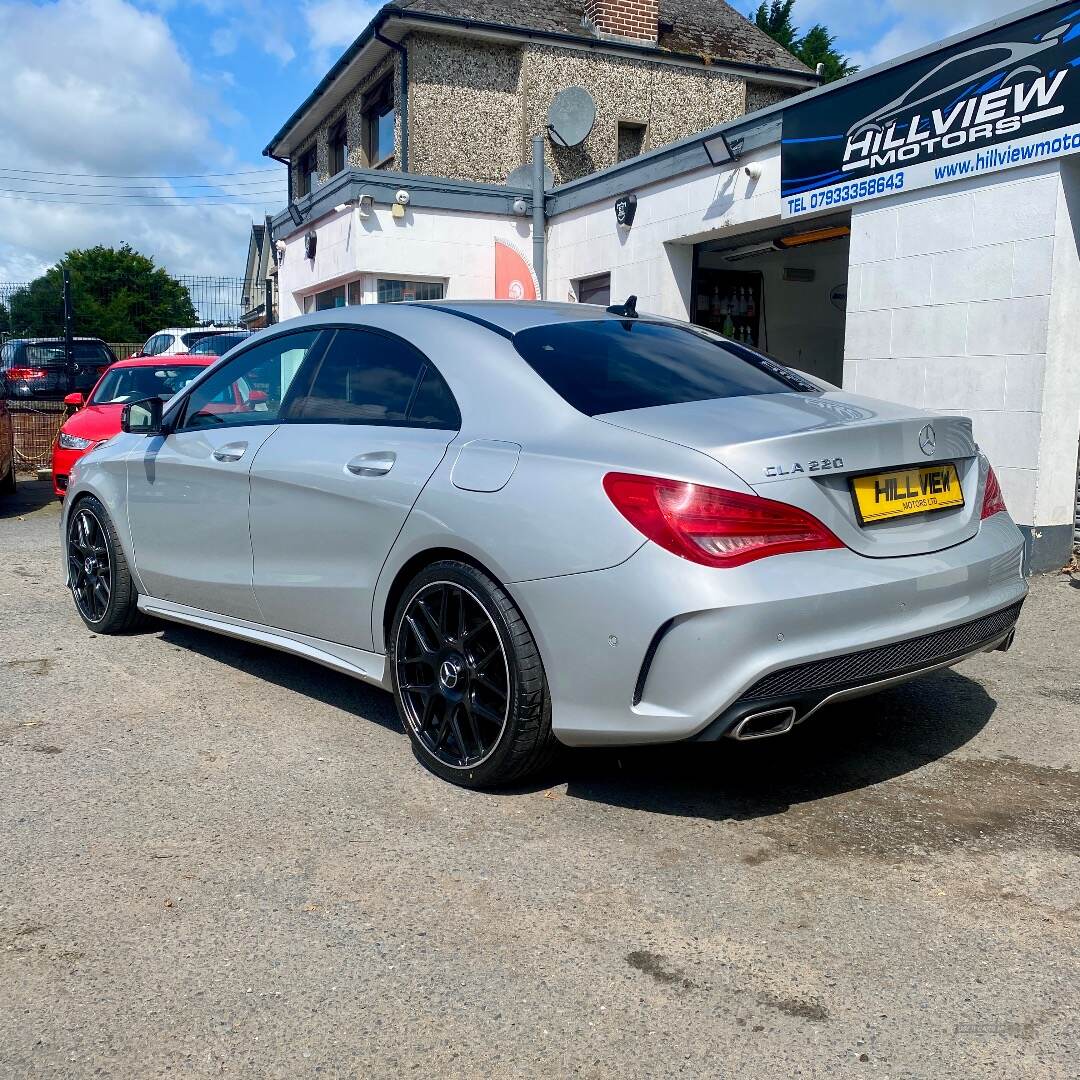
xmin=851 ymin=463 xmax=964 ymax=524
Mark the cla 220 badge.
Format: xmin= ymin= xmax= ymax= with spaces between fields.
xmin=765 ymin=457 xmax=844 ymax=478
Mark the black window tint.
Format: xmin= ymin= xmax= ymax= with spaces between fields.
xmin=513 ymin=320 xmax=807 ymax=416
xmin=181 ymin=330 xmax=320 ymax=431
xmin=289 ymin=329 xmax=424 ymax=424
xmin=409 ymin=365 xmax=460 ymax=429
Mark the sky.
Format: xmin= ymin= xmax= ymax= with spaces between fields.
xmin=0 ymin=0 xmax=1038 ymax=282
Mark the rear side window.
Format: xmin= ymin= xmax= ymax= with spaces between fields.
xmin=288 ymin=328 xmax=460 ymax=428
xmin=513 ymin=319 xmax=812 ymax=416
xmin=143 ymin=334 xmax=174 ymax=356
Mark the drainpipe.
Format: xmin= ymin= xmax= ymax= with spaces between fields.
xmin=531 ymin=134 xmax=546 ymax=299
xmin=375 ymin=31 xmax=409 ymax=171
xmin=269 ymin=151 xmax=292 ymax=203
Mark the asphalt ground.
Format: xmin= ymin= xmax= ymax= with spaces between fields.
xmin=2 ymin=479 xmax=1078 ymax=1079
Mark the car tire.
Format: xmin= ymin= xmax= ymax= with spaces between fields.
xmin=390 ymin=560 xmax=557 ymax=789
xmin=0 ymin=454 xmax=15 ymax=495
xmin=66 ymin=495 xmax=147 ymax=634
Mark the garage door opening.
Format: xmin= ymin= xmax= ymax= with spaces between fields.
xmin=692 ymin=215 xmax=850 ymax=386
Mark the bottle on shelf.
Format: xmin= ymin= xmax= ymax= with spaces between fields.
xmin=722 ymin=314 xmax=736 ymax=339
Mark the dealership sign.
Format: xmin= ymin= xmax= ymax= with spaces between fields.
xmin=781 ymin=3 xmax=1080 ymax=218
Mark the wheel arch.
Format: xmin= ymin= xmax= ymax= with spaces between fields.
xmin=377 ymin=546 xmax=507 ymax=655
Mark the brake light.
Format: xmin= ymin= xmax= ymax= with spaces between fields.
xmin=7 ymin=367 xmax=47 ymax=380
xmin=603 ymin=472 xmax=844 ymax=568
xmin=980 ymin=464 xmax=1008 ymax=519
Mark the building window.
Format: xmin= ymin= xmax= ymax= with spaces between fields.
xmin=575 ymin=273 xmax=611 ymax=306
xmin=296 ymin=147 xmax=318 ymax=197
xmin=329 ymin=118 xmax=349 ymax=175
xmin=617 ymin=121 xmax=647 ymax=163
xmin=363 ymin=79 xmax=396 ymax=167
xmin=348 ymin=280 xmax=364 ymax=306
xmin=376 ymin=279 xmax=445 ymax=304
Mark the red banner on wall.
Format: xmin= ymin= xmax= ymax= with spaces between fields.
xmin=494 ymin=240 xmax=538 ymax=301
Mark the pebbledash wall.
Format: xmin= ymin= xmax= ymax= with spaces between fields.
xmin=275 ymin=1 xmax=1080 ymax=571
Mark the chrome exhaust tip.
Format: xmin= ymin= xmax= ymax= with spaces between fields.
xmin=728 ymin=706 xmax=798 ymax=741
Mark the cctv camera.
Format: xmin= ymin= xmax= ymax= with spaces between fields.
xmin=512 ymin=198 xmax=528 ymax=216
xmin=395 ymin=189 xmax=411 ymax=206
xmin=744 ymin=163 xmax=763 ymax=181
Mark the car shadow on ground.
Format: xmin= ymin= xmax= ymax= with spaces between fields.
xmin=557 ymin=670 xmax=997 ymax=821
xmin=156 ymin=618 xmax=996 ymax=819
xmin=157 ymin=622 xmax=403 ymax=733
xmin=1 ymin=477 xmax=59 ymax=519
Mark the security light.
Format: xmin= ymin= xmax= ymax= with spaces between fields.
xmin=703 ymin=131 xmax=744 ymax=167
xmin=287 ymin=202 xmax=304 ymax=227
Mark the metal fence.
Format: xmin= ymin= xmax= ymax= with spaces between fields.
xmin=1 ymin=274 xmax=249 ymax=344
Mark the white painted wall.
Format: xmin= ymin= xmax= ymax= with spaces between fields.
xmin=844 ymin=159 xmax=1079 ymax=531
xmin=546 ymin=145 xmax=786 ymax=317
xmin=276 ymin=204 xmax=537 ymax=319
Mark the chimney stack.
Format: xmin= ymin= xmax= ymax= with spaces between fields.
xmin=584 ymin=0 xmax=660 ymax=44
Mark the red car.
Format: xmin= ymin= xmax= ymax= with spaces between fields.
xmin=51 ymin=356 xmax=210 ymax=498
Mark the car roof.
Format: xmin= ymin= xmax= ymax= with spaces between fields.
xmin=149 ymin=326 xmax=240 ymax=336
xmin=414 ymin=300 xmax=633 ymax=335
xmin=110 ymin=355 xmax=210 ymax=369
xmin=10 ymin=336 xmax=110 ymax=344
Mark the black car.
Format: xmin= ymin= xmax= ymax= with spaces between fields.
xmin=0 ymin=337 xmax=118 ymax=400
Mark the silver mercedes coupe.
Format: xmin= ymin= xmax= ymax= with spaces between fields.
xmin=61 ymin=300 xmax=1027 ymax=787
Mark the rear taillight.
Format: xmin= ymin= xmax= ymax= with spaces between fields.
xmin=603 ymin=472 xmax=844 ymax=568
xmin=980 ymin=464 xmax=1008 ymax=519
xmin=7 ymin=367 xmax=47 ymax=380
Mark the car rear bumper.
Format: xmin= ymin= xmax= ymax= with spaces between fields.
xmin=511 ymin=513 xmax=1027 ymax=747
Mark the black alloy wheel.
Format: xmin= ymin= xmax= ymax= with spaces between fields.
xmin=390 ymin=561 xmax=557 ymax=788
xmin=65 ymin=495 xmax=146 ymax=633
xmin=396 ymin=580 xmax=510 ymax=769
xmin=68 ymin=506 xmax=112 ymax=624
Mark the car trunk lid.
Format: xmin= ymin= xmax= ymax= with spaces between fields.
xmin=597 ymin=392 xmax=981 ymax=559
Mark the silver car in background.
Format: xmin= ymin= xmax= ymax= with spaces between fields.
xmin=61 ymin=301 xmax=1027 ymax=787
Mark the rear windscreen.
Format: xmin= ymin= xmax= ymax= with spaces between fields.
xmin=25 ymin=343 xmax=111 ymax=364
xmin=512 ymin=319 xmax=814 ymax=416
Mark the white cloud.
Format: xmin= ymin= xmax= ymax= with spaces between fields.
xmin=303 ymin=0 xmax=381 ymax=68
xmin=779 ymin=0 xmax=1036 ymax=69
xmin=0 ymin=0 xmax=284 ymax=281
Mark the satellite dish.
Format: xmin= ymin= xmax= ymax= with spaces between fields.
xmin=547 ymin=86 xmax=596 ymax=148
xmin=506 ymin=163 xmax=554 ymax=189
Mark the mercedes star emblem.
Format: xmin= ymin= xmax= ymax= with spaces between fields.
xmin=918 ymin=424 xmax=937 ymax=457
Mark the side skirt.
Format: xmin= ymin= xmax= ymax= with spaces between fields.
xmin=136 ymin=596 xmax=391 ymax=690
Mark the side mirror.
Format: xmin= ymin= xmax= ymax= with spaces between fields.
xmin=64 ymin=392 xmax=84 ymax=408
xmin=121 ymin=396 xmax=165 ymax=435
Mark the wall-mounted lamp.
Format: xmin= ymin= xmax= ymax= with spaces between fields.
xmin=703 ymin=131 xmax=745 ymax=167
xmin=358 ymin=193 xmax=375 ymax=218
xmin=287 ymin=202 xmax=304 ymax=227
xmin=304 ymin=231 xmax=317 ymax=259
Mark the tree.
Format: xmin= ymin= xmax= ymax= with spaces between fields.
xmin=4 ymin=245 xmax=198 ymax=342
xmin=752 ymin=1 xmax=858 ymax=83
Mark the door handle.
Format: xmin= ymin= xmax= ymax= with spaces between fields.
xmin=346 ymin=451 xmax=397 ymax=476
xmin=213 ymin=442 xmax=248 ymax=463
